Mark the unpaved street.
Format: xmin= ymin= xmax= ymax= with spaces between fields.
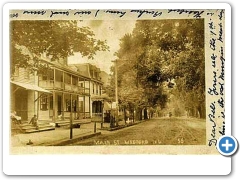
xmin=71 ymin=117 xmax=206 ymax=146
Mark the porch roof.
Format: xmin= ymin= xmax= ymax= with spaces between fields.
xmin=104 ymin=102 xmax=116 ymax=110
xmin=11 ymin=81 xmax=52 ymax=93
xmin=91 ymin=93 xmax=110 ymax=101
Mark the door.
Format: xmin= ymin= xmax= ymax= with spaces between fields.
xmin=57 ymin=95 xmax=62 ymax=115
xmin=15 ymin=89 xmax=28 ymax=121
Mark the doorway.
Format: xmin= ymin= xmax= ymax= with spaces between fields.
xmin=57 ymin=95 xmax=62 ymax=116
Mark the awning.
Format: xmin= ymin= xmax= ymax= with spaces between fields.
xmin=11 ymin=81 xmax=51 ymax=93
xmin=104 ymin=102 xmax=116 ymax=110
xmin=91 ymin=93 xmax=110 ymax=101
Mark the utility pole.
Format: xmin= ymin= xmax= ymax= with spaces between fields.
xmin=115 ymin=60 xmax=119 ymax=127
xmin=113 ymin=59 xmax=118 ymax=126
xmin=70 ymin=94 xmax=73 ymax=139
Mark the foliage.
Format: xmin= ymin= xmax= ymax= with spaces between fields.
xmin=114 ymin=19 xmax=205 ymax=118
xmin=10 ymin=20 xmax=109 ymax=74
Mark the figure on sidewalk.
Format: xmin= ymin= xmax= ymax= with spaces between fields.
xmin=29 ymin=115 xmax=39 ymax=130
xmin=10 ymin=111 xmax=22 ymax=124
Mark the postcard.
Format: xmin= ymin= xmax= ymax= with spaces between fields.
xmin=3 ymin=2 xmax=233 ymax=175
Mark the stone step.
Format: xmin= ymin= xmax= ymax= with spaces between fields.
xmin=24 ymin=126 xmax=55 ymax=133
xmin=22 ymin=124 xmax=54 ymax=131
xmin=55 ymin=119 xmax=91 ymax=127
xmin=12 ymin=122 xmax=55 ymax=134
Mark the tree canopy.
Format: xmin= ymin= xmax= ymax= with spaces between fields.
xmin=114 ymin=19 xmax=205 ymax=118
xmin=10 ymin=20 xmax=109 ymax=74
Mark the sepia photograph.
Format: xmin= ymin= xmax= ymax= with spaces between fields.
xmin=2 ymin=3 xmax=233 ymax=175
xmin=3 ymin=2 xmax=232 ymax=176
xmin=7 ymin=8 xmax=225 ymax=155
xmin=10 ymin=17 xmax=206 ymax=148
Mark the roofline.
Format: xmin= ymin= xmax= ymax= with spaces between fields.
xmin=39 ymin=59 xmax=91 ymax=80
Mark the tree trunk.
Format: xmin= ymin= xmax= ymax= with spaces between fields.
xmin=144 ymin=108 xmax=148 ymax=120
xmin=124 ymin=107 xmax=126 ymax=123
xmin=140 ymin=110 xmax=142 ymax=120
xmin=198 ymin=103 xmax=206 ymax=119
xmin=138 ymin=107 xmax=142 ymax=121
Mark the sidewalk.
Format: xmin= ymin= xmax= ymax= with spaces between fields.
xmin=11 ymin=119 xmax=147 ymax=147
xmin=11 ymin=122 xmax=101 ymax=147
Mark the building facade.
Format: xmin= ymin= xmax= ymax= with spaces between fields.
xmin=71 ymin=63 xmax=104 ymax=120
xmin=11 ymin=57 xmax=108 ymax=124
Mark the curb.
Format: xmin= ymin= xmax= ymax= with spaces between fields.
xmin=39 ymin=132 xmax=101 ymax=146
xmin=100 ymin=120 xmax=147 ymax=131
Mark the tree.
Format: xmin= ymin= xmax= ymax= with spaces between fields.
xmin=10 ymin=20 xmax=109 ymax=74
xmin=115 ymin=19 xmax=205 ymax=119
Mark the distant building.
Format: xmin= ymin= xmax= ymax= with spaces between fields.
xmin=100 ymin=71 xmax=111 ymax=87
xmin=70 ymin=63 xmax=104 ymax=119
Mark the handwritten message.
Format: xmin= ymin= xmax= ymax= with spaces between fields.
xmin=10 ymin=9 xmax=206 ymax=19
xmin=207 ymin=10 xmax=225 ymax=147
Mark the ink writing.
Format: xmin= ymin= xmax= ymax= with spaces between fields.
xmin=130 ymin=10 xmax=162 ymax=18
xmin=50 ymin=10 xmax=69 ymax=18
xmin=208 ymin=71 xmax=218 ymax=95
xmin=168 ymin=9 xmax=204 ymax=18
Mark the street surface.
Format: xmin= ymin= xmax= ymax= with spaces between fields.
xmin=70 ymin=117 xmax=206 ymax=146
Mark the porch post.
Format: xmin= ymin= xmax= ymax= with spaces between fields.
xmin=77 ymin=94 xmax=80 ymax=119
xmin=70 ymin=94 xmax=73 ymax=139
xmin=62 ymin=92 xmax=64 ymax=120
xmin=52 ymin=91 xmax=56 ymax=123
xmin=101 ymin=100 xmax=104 ymax=128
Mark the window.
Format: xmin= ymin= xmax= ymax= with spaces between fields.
xmin=79 ymin=82 xmax=84 ymax=87
xmin=42 ymin=69 xmax=54 ymax=81
xmin=96 ymin=84 xmax=98 ymax=94
xmin=100 ymin=86 xmax=102 ymax=95
xmin=49 ymin=96 xmax=53 ymax=110
xmin=72 ymin=100 xmax=77 ymax=112
xmin=64 ymin=73 xmax=71 ymax=84
xmin=66 ymin=99 xmax=71 ymax=112
xmin=72 ymin=76 xmax=77 ymax=85
xmin=49 ymin=70 xmax=54 ymax=80
xmin=42 ymin=74 xmax=48 ymax=80
xmin=55 ymin=69 xmax=63 ymax=82
xmin=40 ymin=95 xmax=48 ymax=111
xmin=92 ymin=83 xmax=95 ymax=94
xmin=95 ymin=72 xmax=98 ymax=79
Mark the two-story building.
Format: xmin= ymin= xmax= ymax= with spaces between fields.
xmin=11 ymin=56 xmax=110 ymax=129
xmin=71 ymin=63 xmax=104 ymax=120
xmin=11 ymin=66 xmax=51 ymax=122
xmin=37 ymin=59 xmax=92 ymax=123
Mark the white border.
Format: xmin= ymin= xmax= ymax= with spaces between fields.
xmin=3 ymin=3 xmax=232 ymax=175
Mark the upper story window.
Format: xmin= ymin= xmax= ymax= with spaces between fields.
xmin=72 ymin=75 xmax=77 ymax=86
xmin=55 ymin=69 xmax=63 ymax=82
xmin=49 ymin=69 xmax=54 ymax=80
xmin=64 ymin=73 xmax=71 ymax=84
xmin=42 ymin=69 xmax=54 ymax=81
xmin=96 ymin=84 xmax=98 ymax=94
xmin=95 ymin=72 xmax=98 ymax=79
xmin=92 ymin=83 xmax=95 ymax=94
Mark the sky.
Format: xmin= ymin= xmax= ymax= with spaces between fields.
xmin=68 ymin=20 xmax=136 ymax=74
